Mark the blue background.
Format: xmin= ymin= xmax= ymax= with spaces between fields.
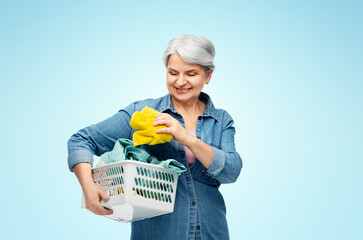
xmin=1 ymin=1 xmax=362 ymax=239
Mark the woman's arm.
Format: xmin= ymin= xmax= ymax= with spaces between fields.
xmin=182 ymin=135 xmax=214 ymax=169
xmin=153 ymin=111 xmax=242 ymax=183
xmin=67 ymin=104 xmax=135 ymax=215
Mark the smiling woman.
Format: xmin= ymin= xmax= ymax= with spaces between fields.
xmin=67 ymin=35 xmax=243 ymax=240
xmin=166 ymin=54 xmax=212 ymax=112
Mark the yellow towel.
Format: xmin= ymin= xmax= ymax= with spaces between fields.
xmin=129 ymin=106 xmax=173 ymax=146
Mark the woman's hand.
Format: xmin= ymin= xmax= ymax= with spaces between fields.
xmin=73 ymin=163 xmax=113 ymax=215
xmin=153 ymin=113 xmax=195 ymax=146
xmin=83 ymin=182 xmax=113 ymax=215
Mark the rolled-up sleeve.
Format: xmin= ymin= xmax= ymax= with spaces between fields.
xmin=67 ymin=150 xmax=94 ymax=172
xmin=206 ymin=114 xmax=243 ymax=183
xmin=67 ymin=104 xmax=134 ymax=171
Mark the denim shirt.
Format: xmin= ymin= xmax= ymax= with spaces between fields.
xmin=67 ymin=92 xmax=243 ymax=240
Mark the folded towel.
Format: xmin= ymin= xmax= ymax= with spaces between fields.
xmin=100 ymin=138 xmax=186 ymax=175
xmin=129 ymin=106 xmax=173 ymax=146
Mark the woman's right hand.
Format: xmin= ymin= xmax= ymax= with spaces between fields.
xmin=83 ymin=182 xmax=113 ymax=215
xmin=73 ymin=162 xmax=113 ymax=215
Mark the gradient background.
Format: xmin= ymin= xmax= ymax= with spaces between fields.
xmin=1 ymin=1 xmax=362 ymax=239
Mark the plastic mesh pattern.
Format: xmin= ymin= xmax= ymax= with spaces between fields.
xmin=132 ymin=166 xmax=175 ymax=204
xmin=92 ymin=165 xmax=125 ymax=197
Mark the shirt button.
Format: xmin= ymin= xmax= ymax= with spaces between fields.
xmin=191 ymin=201 xmax=196 ymax=206
xmin=197 ymin=225 xmax=200 ymax=230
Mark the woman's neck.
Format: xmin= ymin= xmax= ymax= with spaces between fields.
xmin=171 ymin=97 xmax=205 ymax=116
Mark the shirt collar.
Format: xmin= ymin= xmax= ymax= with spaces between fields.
xmin=160 ymin=92 xmax=219 ymax=122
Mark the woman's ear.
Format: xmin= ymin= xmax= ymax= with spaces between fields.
xmin=205 ymin=70 xmax=213 ymax=84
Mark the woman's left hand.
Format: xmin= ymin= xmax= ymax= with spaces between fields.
xmin=153 ymin=113 xmax=194 ymax=146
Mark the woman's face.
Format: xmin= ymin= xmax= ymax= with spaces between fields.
xmin=166 ymin=54 xmax=212 ymax=105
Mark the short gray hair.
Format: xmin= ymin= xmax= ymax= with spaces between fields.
xmin=163 ymin=35 xmax=215 ymax=72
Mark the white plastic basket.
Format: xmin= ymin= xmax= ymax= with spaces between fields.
xmin=81 ymin=160 xmax=178 ymax=222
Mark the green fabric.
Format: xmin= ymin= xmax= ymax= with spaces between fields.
xmin=101 ymin=138 xmax=187 ymax=176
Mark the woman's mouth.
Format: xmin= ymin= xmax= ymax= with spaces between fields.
xmin=175 ymin=87 xmax=191 ymax=94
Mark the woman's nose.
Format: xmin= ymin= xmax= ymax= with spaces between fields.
xmin=176 ymin=74 xmax=187 ymax=86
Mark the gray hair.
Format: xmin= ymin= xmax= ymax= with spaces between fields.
xmin=163 ymin=35 xmax=215 ymax=72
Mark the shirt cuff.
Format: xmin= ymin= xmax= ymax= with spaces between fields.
xmin=68 ymin=150 xmax=94 ymax=172
xmin=207 ymin=147 xmax=225 ymax=177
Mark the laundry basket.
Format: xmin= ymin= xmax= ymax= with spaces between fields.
xmin=81 ymin=160 xmax=178 ymax=222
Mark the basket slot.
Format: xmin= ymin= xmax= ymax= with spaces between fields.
xmin=109 ymin=187 xmax=124 ymax=196
xmin=132 ymin=187 xmax=173 ymax=203
xmin=136 ymin=167 xmax=174 ymax=183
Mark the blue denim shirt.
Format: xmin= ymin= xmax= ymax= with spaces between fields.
xmin=68 ymin=92 xmax=243 ymax=240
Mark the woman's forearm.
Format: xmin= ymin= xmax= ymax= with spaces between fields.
xmin=186 ymin=136 xmax=214 ymax=169
xmin=73 ymin=162 xmax=94 ymax=190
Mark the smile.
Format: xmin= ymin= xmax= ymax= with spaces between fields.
xmin=175 ymin=88 xmax=191 ymax=94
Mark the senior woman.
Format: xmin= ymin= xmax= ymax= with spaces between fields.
xmin=68 ymin=35 xmax=243 ymax=240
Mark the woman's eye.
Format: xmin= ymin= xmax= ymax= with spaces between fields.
xmin=187 ymin=73 xmax=196 ymax=76
xmin=169 ymin=72 xmax=177 ymax=75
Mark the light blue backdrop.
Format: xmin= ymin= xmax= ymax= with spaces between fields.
xmin=1 ymin=1 xmax=362 ymax=239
